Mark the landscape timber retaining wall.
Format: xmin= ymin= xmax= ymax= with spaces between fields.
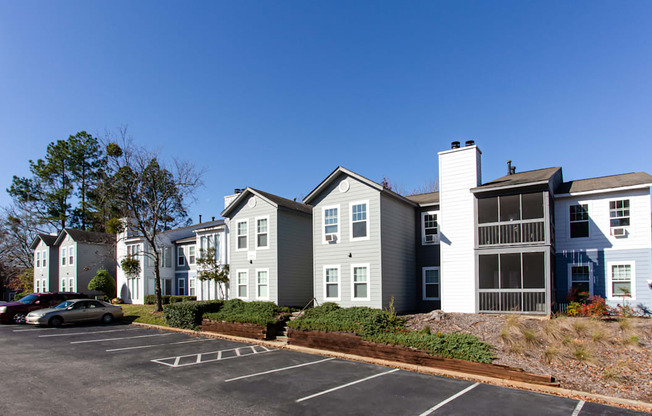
xmin=288 ymin=329 xmax=558 ymax=386
xmin=200 ymin=320 xmax=272 ymax=340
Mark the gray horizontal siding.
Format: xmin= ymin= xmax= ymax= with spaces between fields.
xmin=277 ymin=210 xmax=313 ymax=307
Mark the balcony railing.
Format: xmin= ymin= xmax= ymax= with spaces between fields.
xmin=478 ymin=290 xmax=547 ymax=314
xmin=478 ymin=220 xmax=545 ymax=246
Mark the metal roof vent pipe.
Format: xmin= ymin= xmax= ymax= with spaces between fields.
xmin=234 ymin=188 xmax=243 ymax=194
xmin=451 ymin=141 xmax=461 ymax=149
xmin=507 ymin=160 xmax=516 ymax=175
xmin=465 ymin=140 xmax=475 ymax=146
xmin=199 ymin=214 xmax=203 ymax=223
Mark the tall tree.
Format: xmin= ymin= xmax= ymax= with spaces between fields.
xmin=107 ymin=140 xmax=201 ymax=312
xmin=68 ymin=131 xmax=105 ymax=230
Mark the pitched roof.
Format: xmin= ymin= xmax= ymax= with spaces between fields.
xmin=405 ymin=191 xmax=439 ymax=206
xmin=55 ymin=229 xmax=115 ymax=246
xmin=29 ymin=233 xmax=58 ymax=250
xmin=556 ymin=172 xmax=652 ymax=195
xmin=302 ymin=166 xmax=417 ymax=207
xmin=472 ymin=167 xmax=561 ymax=192
xmin=221 ymin=187 xmax=312 ymax=217
xmin=173 ymin=236 xmax=197 ymax=244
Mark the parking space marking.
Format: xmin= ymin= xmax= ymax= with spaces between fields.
xmin=13 ymin=327 xmax=57 ymax=332
xmin=571 ymin=400 xmax=585 ymax=416
xmin=224 ymin=357 xmax=336 ymax=382
xmin=417 ymin=382 xmax=480 ymax=416
xmin=295 ymin=368 xmax=400 ymax=403
xmin=71 ymin=333 xmax=172 ymax=344
xmin=39 ymin=328 xmax=141 ymax=338
xmin=152 ymin=345 xmax=276 ymax=368
xmin=106 ymin=338 xmax=213 ymax=352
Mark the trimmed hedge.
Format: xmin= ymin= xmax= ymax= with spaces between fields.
xmin=164 ymin=300 xmax=223 ymax=329
xmin=288 ymin=303 xmax=494 ymax=363
xmin=203 ymin=299 xmax=285 ymax=326
xmin=144 ymin=295 xmax=197 ymax=305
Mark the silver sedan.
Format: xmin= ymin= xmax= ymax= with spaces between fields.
xmin=26 ymin=299 xmax=124 ymax=327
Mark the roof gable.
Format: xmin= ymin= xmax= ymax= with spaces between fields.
xmin=472 ymin=167 xmax=562 ymax=193
xmin=221 ymin=187 xmax=312 ymax=218
xmin=54 ymin=228 xmax=115 ymax=246
xmin=30 ymin=233 xmax=58 ymax=250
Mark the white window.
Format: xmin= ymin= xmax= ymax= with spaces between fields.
xmin=189 ymin=246 xmax=196 ymax=264
xmin=569 ymin=264 xmax=592 ymax=295
xmin=68 ymin=278 xmax=74 ymax=292
xmin=609 ymin=200 xmax=630 ymax=228
xmin=178 ymin=278 xmax=185 ymax=296
xmin=42 ymin=279 xmax=46 ymax=292
xmin=36 ymin=252 xmax=40 ymax=268
xmin=350 ymin=201 xmax=369 ymax=241
xmin=42 ymin=250 xmax=47 ymax=268
xmin=256 ymin=269 xmax=269 ymax=300
xmin=422 ymin=211 xmax=439 ymax=245
xmin=323 ymin=206 xmax=340 ymax=243
xmin=189 ymin=278 xmax=196 ymax=296
xmin=608 ymin=262 xmax=635 ymax=300
xmin=61 ymin=279 xmax=66 ymax=292
xmin=569 ymin=204 xmax=589 ymax=238
xmin=177 ymin=246 xmax=185 ymax=266
xmin=423 ymin=267 xmax=440 ymax=300
xmin=351 ymin=264 xmax=370 ymax=300
xmin=236 ymin=220 xmax=248 ymax=250
xmin=61 ymin=247 xmax=67 ymax=266
xmin=35 ymin=279 xmax=40 ymax=293
xmin=236 ymin=270 xmax=248 ymax=299
xmin=163 ymin=247 xmax=172 ymax=268
xmin=256 ymin=217 xmax=269 ymax=249
xmin=324 ymin=266 xmax=340 ymax=300
xmin=68 ymin=247 xmax=74 ymax=265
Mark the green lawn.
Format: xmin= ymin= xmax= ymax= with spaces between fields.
xmin=120 ymin=304 xmax=168 ymax=326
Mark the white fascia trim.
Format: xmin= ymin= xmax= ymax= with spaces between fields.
xmin=255 ymin=215 xmax=270 ymax=250
xmin=421 ymin=210 xmax=440 ymax=246
xmin=322 ymin=205 xmax=341 ymax=244
xmin=422 ymin=266 xmax=440 ymax=301
xmin=606 ymin=261 xmax=636 ymax=301
xmin=255 ymin=268 xmax=270 ymax=301
xmin=349 ymin=200 xmax=370 ymax=242
xmin=350 ymin=263 xmax=371 ymax=301
xmin=323 ymin=264 xmax=341 ymax=301
xmin=555 ymin=183 xmax=652 ymax=198
xmin=567 ymin=262 xmax=594 ymax=295
xmin=234 ymin=269 xmax=249 ymax=300
xmin=235 ymin=219 xmax=249 ymax=252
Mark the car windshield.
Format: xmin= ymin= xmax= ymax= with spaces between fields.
xmin=17 ymin=294 xmax=39 ymax=304
xmin=55 ymin=301 xmax=75 ymax=309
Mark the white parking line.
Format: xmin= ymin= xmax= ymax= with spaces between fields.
xmin=71 ymin=333 xmax=172 ymax=344
xmin=571 ymin=400 xmax=585 ymax=416
xmin=295 ymin=368 xmax=400 ymax=403
xmin=417 ymin=382 xmax=480 ymax=416
xmin=13 ymin=327 xmax=57 ymax=332
xmin=39 ymin=328 xmax=141 ymax=338
xmin=106 ymin=338 xmax=212 ymax=352
xmin=225 ymin=357 xmax=336 ymax=382
xmin=152 ymin=345 xmax=276 ymax=368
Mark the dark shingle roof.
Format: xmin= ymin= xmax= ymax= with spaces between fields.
xmin=247 ymin=188 xmax=313 ymax=214
xmin=63 ymin=229 xmax=115 ymax=245
xmin=472 ymin=167 xmax=561 ymax=192
xmin=405 ymin=192 xmax=439 ymax=205
xmin=556 ymin=172 xmax=652 ymax=195
xmin=38 ymin=233 xmax=58 ymax=246
xmin=173 ymin=236 xmax=197 ymax=244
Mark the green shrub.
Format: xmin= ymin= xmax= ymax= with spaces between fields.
xmin=203 ymin=299 xmax=284 ymax=326
xmin=88 ymin=268 xmax=117 ymax=298
xmin=13 ymin=292 xmax=27 ymax=301
xmin=164 ymin=300 xmax=223 ymax=329
xmin=288 ymin=305 xmax=494 ymax=363
xmin=170 ymin=295 xmax=196 ymax=303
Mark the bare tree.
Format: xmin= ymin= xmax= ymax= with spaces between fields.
xmin=106 ymin=135 xmax=202 ymax=312
xmin=380 ymin=177 xmax=439 ymax=196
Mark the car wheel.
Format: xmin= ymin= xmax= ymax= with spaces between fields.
xmin=13 ymin=313 xmax=26 ymax=324
xmin=48 ymin=316 xmax=63 ymax=328
xmin=101 ymin=314 xmax=114 ymax=324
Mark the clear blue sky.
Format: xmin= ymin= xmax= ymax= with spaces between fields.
xmin=1 ymin=1 xmax=651 ymax=222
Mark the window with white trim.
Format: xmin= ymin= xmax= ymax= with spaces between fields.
xmin=61 ymin=247 xmax=67 ymax=266
xmin=42 ymin=250 xmax=47 ymax=268
xmin=256 ymin=269 xmax=268 ymax=299
xmin=350 ymin=202 xmax=368 ymax=240
xmin=61 ymin=279 xmax=66 ymax=292
xmin=36 ymin=252 xmax=40 ymax=268
xmin=42 ymin=279 xmax=46 ymax=292
xmin=323 ymin=207 xmax=339 ymax=242
xmin=570 ymin=265 xmax=591 ymax=294
xmin=237 ymin=270 xmax=248 ymax=299
xmin=189 ymin=278 xmax=195 ymax=296
xmin=178 ymin=278 xmax=185 ymax=296
xmin=68 ymin=278 xmax=74 ymax=292
xmin=351 ymin=264 xmax=369 ymax=300
xmin=569 ymin=204 xmax=589 ymax=238
xmin=609 ymin=200 xmax=630 ymax=228
xmin=188 ymin=246 xmax=196 ymax=264
xmin=608 ymin=263 xmax=634 ymax=299
xmin=236 ymin=220 xmax=248 ymax=250
xmin=35 ymin=279 xmax=40 ymax=293
xmin=256 ymin=217 xmax=268 ymax=248
xmin=324 ymin=266 xmax=340 ymax=300
xmin=177 ymin=246 xmax=185 ymax=266
xmin=422 ymin=267 xmax=440 ymax=300
xmin=422 ymin=212 xmax=439 ymax=245
xmin=68 ymin=247 xmax=74 ymax=265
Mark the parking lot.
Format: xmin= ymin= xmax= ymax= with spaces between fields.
xmin=0 ymin=323 xmax=645 ymax=416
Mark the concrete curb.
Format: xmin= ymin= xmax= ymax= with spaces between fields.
xmin=131 ymin=322 xmax=652 ymax=413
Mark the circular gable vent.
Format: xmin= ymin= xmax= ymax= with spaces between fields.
xmin=248 ymin=197 xmax=257 ymax=208
xmin=338 ymin=180 xmax=350 ymax=193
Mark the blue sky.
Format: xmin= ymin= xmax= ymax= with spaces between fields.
xmin=1 ymin=1 xmax=651 ymax=222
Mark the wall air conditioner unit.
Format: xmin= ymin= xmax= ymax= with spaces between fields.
xmin=425 ymin=234 xmax=439 ymax=244
xmin=611 ymin=227 xmax=627 ymax=238
xmin=325 ymin=234 xmax=337 ymax=242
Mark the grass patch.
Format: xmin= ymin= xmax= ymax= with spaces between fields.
xmin=618 ymin=318 xmax=633 ymax=332
xmin=121 ymin=304 xmax=168 ymax=326
xmin=572 ymin=321 xmax=588 ymax=336
xmin=544 ymin=346 xmax=561 ymax=364
xmin=572 ymin=343 xmax=594 ymax=363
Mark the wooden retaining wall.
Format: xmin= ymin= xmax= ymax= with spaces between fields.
xmin=200 ymin=320 xmax=270 ymax=340
xmin=288 ymin=329 xmax=557 ymax=386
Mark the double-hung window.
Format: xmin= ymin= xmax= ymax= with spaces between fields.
xmin=177 ymin=246 xmax=185 ymax=266
xmin=68 ymin=278 xmax=74 ymax=291
xmin=164 ymin=247 xmax=172 ymax=268
xmin=35 ymin=279 xmax=40 ymax=293
xmin=36 ymin=252 xmax=40 ymax=268
xmin=351 ymin=264 xmax=369 ymax=300
xmin=422 ymin=212 xmax=439 ymax=244
xmin=609 ymin=200 xmax=630 ymax=236
xmin=189 ymin=277 xmax=196 ymax=296
xmin=608 ymin=263 xmax=634 ymax=299
xmin=42 ymin=250 xmax=47 ymax=268
xmin=188 ymin=246 xmax=196 ymax=264
xmin=350 ymin=202 xmax=368 ymax=240
xmin=256 ymin=217 xmax=268 ymax=248
xmin=68 ymin=247 xmax=74 ymax=265
xmin=236 ymin=220 xmax=248 ymax=250
xmin=423 ymin=267 xmax=440 ymax=300
xmin=570 ymin=265 xmax=591 ymax=294
xmin=323 ymin=207 xmax=339 ymax=242
xmin=61 ymin=248 xmax=67 ymax=266
xmin=256 ymin=269 xmax=268 ymax=300
xmin=324 ymin=266 xmax=340 ymax=300
xmin=61 ymin=279 xmax=66 ymax=292
xmin=569 ymin=204 xmax=589 ymax=238
xmin=178 ymin=278 xmax=185 ymax=296
xmin=42 ymin=279 xmax=46 ymax=292
xmin=237 ymin=270 xmax=248 ymax=299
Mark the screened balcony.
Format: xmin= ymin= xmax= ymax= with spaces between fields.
xmin=477 ymin=192 xmax=547 ymax=247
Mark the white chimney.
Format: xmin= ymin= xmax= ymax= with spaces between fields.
xmin=438 ymin=142 xmax=482 ymax=313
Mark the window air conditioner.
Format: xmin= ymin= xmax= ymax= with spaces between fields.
xmin=325 ymin=234 xmax=337 ymax=242
xmin=425 ymin=234 xmax=439 ymax=243
xmin=611 ymin=227 xmax=627 ymax=237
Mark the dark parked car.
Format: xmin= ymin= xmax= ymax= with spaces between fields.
xmin=0 ymin=292 xmax=87 ymax=324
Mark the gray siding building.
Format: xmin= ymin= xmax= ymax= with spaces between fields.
xmin=31 ymin=234 xmax=60 ymax=293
